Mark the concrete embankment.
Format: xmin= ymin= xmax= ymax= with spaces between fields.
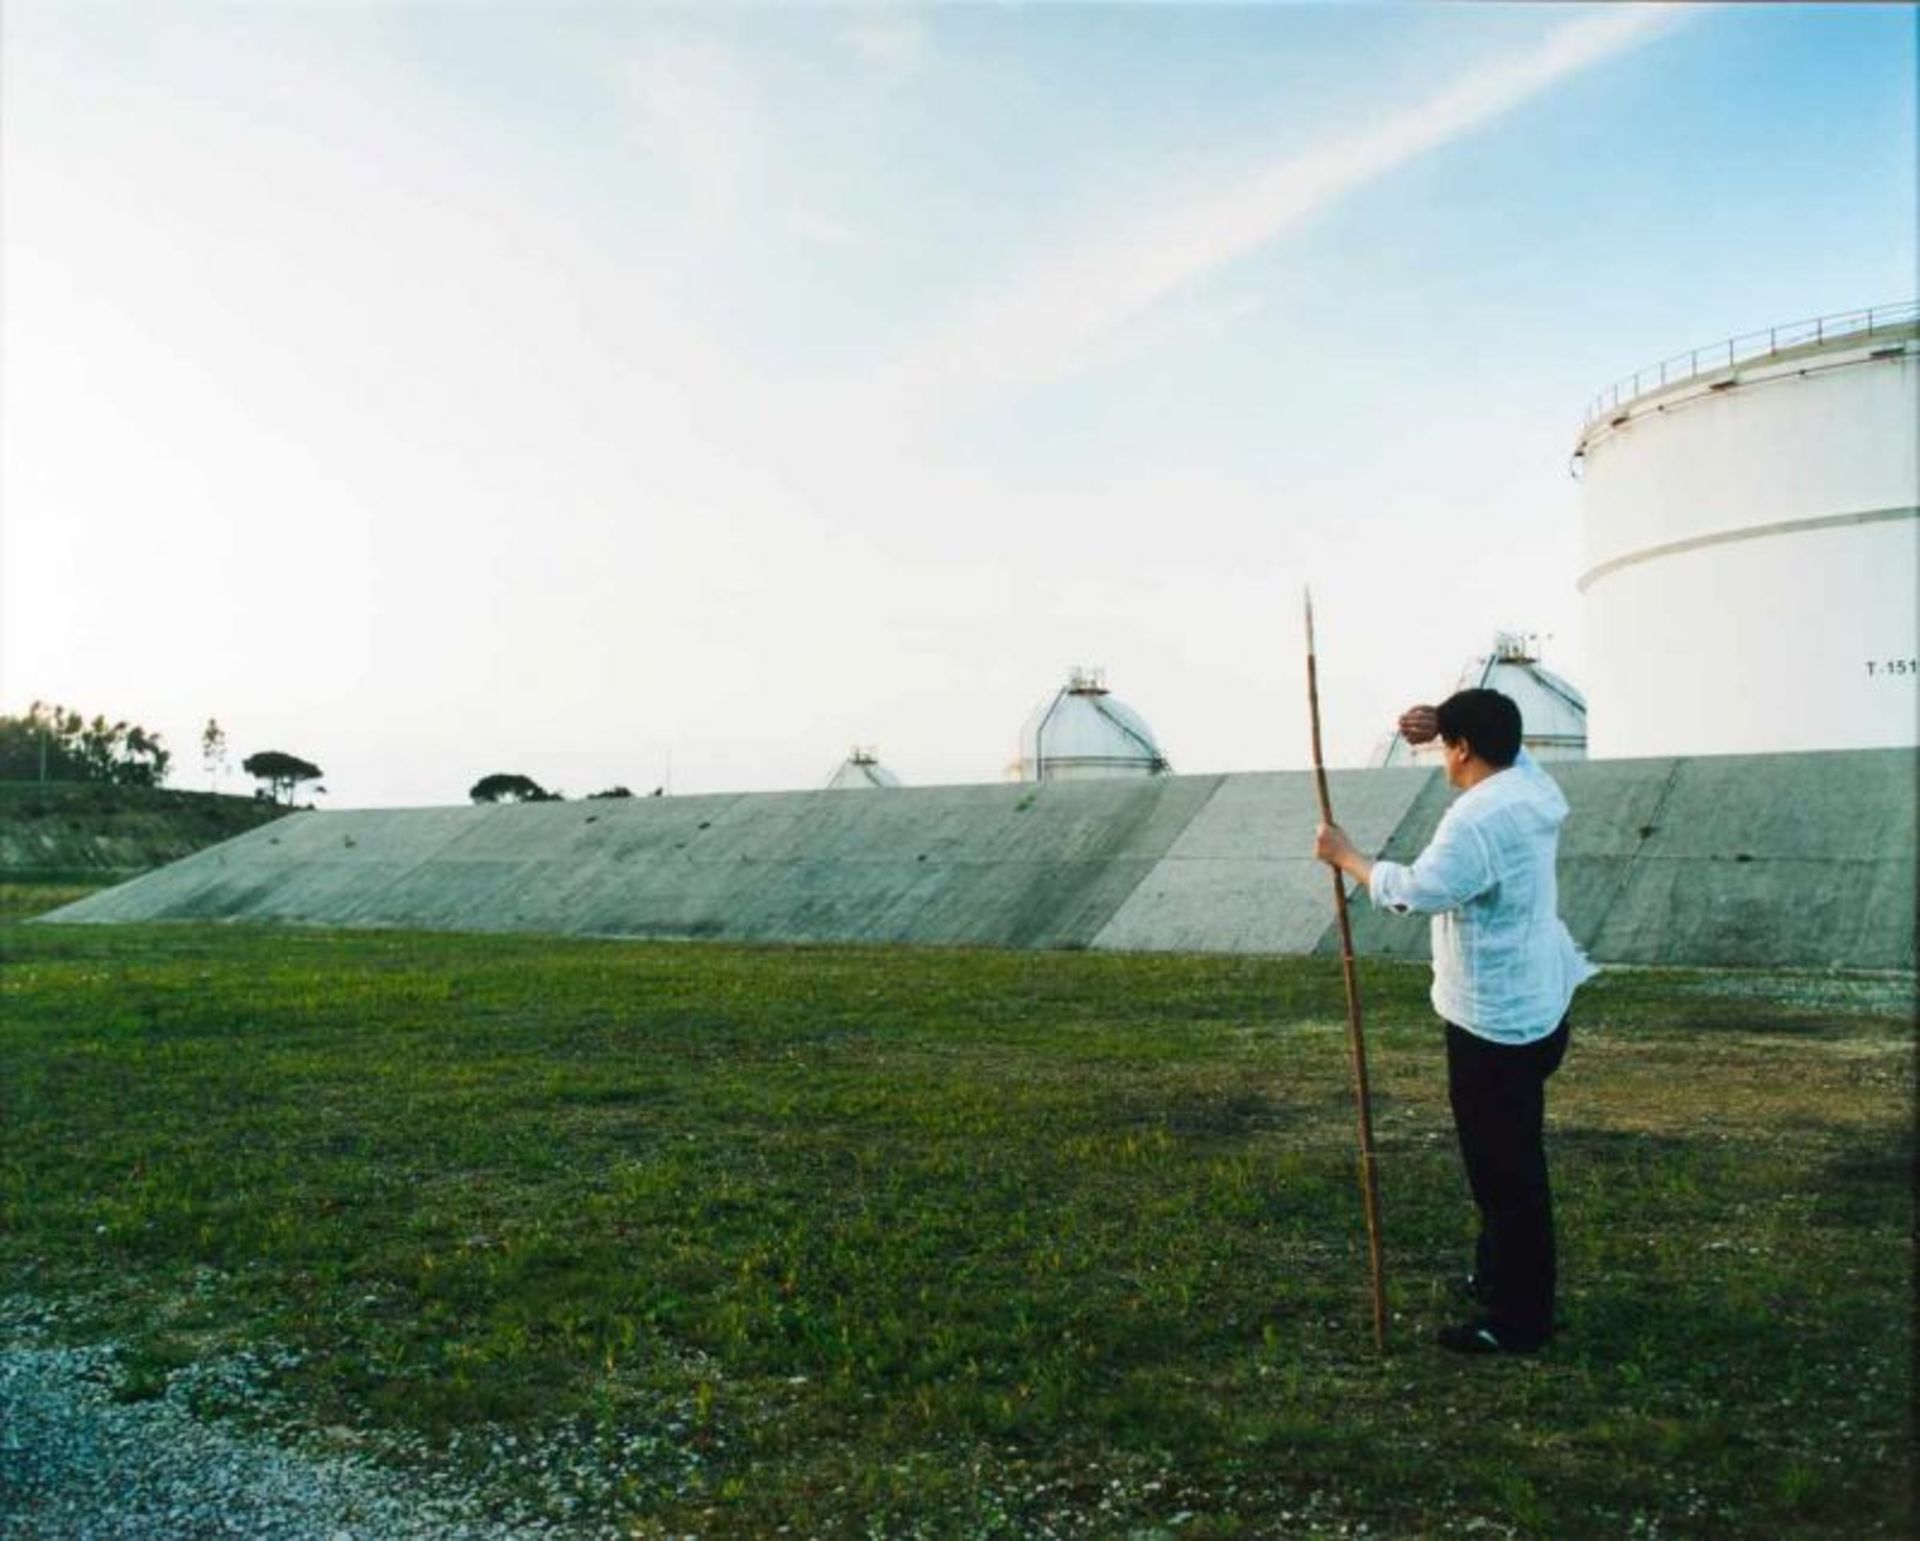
xmin=42 ymin=749 xmax=1916 ymax=970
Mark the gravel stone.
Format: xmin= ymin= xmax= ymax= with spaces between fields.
xmin=0 ymin=1336 xmax=577 ymax=1539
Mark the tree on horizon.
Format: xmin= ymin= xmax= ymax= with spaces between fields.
xmin=202 ymin=718 xmax=229 ymax=792
xmin=470 ymin=772 xmax=560 ymax=805
xmin=243 ymin=750 xmax=324 ymax=805
xmin=0 ymin=701 xmax=171 ymax=786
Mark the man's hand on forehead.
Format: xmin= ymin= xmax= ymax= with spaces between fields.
xmin=1399 ymin=705 xmax=1440 ymax=745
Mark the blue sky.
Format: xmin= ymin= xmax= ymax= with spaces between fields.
xmin=2 ymin=3 xmax=1912 ymax=804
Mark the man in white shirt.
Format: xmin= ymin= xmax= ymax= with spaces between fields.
xmin=1315 ymin=689 xmax=1595 ymax=1354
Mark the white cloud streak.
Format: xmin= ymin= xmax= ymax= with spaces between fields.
xmin=878 ymin=7 xmax=1688 ymax=415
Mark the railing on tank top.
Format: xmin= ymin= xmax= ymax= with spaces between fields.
xmin=1582 ymin=300 xmax=1919 ymax=428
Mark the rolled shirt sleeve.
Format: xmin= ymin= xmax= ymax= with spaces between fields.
xmin=1369 ymin=809 xmax=1494 ymax=916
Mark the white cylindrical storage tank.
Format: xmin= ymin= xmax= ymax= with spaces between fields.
xmin=1574 ymin=305 xmax=1918 ymax=758
xmin=1012 ymin=668 xmax=1171 ymax=782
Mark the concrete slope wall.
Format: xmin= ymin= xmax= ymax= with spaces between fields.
xmin=44 ymin=750 xmax=1916 ymax=970
xmin=1089 ymin=769 xmax=1433 ymax=955
xmin=1585 ymin=750 xmax=1915 ymax=970
xmin=47 ymin=777 xmax=1221 ymax=951
xmin=1338 ymin=750 xmax=1916 ymax=970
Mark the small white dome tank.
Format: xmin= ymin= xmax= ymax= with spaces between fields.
xmin=825 ymin=746 xmax=902 ymax=790
xmin=1573 ymin=303 xmax=1918 ymax=758
xmin=1376 ymin=633 xmax=1586 ymax=767
xmin=1012 ymin=668 xmax=1171 ymax=782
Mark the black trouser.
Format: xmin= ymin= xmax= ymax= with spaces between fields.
xmin=1445 ymin=1015 xmax=1570 ymax=1347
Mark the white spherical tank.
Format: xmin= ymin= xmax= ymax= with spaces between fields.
xmin=1574 ymin=305 xmax=1918 ymax=758
xmin=1375 ymin=633 xmax=1586 ymax=767
xmin=1011 ymin=668 xmax=1171 ymax=782
xmin=825 ymin=746 xmax=901 ymax=790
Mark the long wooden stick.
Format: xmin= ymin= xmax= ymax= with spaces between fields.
xmin=1304 ymin=587 xmax=1388 ymax=1353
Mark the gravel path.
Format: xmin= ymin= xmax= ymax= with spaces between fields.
xmin=0 ymin=1282 xmax=724 ymax=1540
xmin=0 ymin=1333 xmax=565 ymax=1539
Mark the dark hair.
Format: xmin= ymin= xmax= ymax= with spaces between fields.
xmin=1435 ymin=688 xmax=1522 ymax=768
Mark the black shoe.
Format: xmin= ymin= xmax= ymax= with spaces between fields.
xmin=1436 ymin=1319 xmax=1543 ymax=1356
xmin=1457 ymin=1276 xmax=1567 ymax=1331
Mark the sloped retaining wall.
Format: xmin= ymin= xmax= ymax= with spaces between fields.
xmin=43 ymin=750 xmax=1917 ymax=971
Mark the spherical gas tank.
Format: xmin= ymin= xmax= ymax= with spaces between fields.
xmin=1013 ymin=668 xmax=1171 ymax=782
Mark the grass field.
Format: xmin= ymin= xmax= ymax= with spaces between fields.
xmin=2 ymin=889 xmax=1912 ymax=1537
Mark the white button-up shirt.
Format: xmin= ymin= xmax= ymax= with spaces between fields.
xmin=1369 ymin=749 xmax=1597 ymax=1044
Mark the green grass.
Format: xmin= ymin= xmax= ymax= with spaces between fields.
xmin=0 ymin=882 xmax=104 ymax=921
xmin=0 ymin=779 xmax=277 ymax=813
xmin=0 ymin=779 xmax=289 ymax=887
xmin=1 ymin=911 xmax=1911 ymax=1537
